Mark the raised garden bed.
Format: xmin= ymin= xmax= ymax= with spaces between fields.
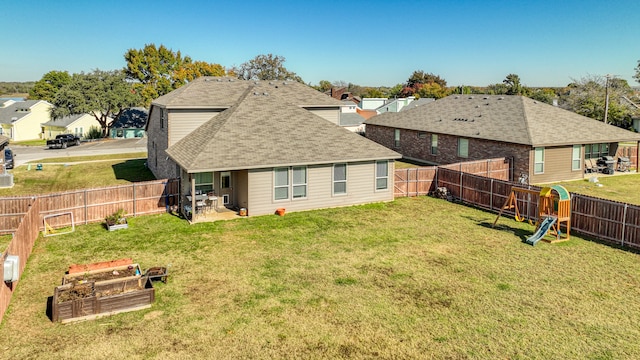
xmin=52 ymin=263 xmax=154 ymax=323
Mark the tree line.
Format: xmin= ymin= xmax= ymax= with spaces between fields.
xmin=8 ymin=43 xmax=640 ymax=136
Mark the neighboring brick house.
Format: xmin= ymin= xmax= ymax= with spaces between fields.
xmin=146 ymin=77 xmax=400 ymax=220
xmin=365 ymin=94 xmax=640 ymax=183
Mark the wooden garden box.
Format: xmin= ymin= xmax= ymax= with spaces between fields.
xmin=52 ymin=264 xmax=154 ymax=323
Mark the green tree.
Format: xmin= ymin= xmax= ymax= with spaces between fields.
xmin=314 ymin=80 xmax=332 ymax=92
xmin=51 ymin=70 xmax=141 ymax=137
xmin=362 ymin=87 xmax=385 ymax=98
xmin=560 ymin=75 xmax=634 ymax=128
xmin=28 ymin=70 xmax=71 ymax=102
xmin=235 ymin=54 xmax=302 ymax=82
xmin=124 ymin=44 xmax=225 ymax=105
xmin=635 ymin=60 xmax=640 ymax=84
xmin=503 ymin=73 xmax=523 ymax=95
xmin=407 ymin=70 xmax=447 ymax=88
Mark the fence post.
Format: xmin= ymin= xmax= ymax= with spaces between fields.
xmin=133 ymin=183 xmax=137 ymax=216
xmin=459 ymin=171 xmax=463 ymax=202
xmin=487 ymin=159 xmax=490 ymax=178
xmin=407 ymin=168 xmax=410 ymax=197
xmin=84 ymin=189 xmax=88 ymax=225
xmin=621 ymin=203 xmax=628 ymax=247
xmin=490 ymin=178 xmax=494 ymax=210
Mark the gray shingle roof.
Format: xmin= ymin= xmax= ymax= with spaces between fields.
xmin=399 ymin=97 xmax=435 ymax=111
xmin=153 ymin=77 xmax=344 ymax=109
xmin=340 ymin=112 xmax=366 ymax=126
xmin=0 ymin=100 xmax=47 ymax=124
xmin=0 ymin=135 xmax=8 ymax=146
xmin=42 ymin=114 xmax=85 ymax=127
xmin=366 ymin=95 xmax=640 ymax=147
xmin=166 ymin=88 xmax=400 ymax=172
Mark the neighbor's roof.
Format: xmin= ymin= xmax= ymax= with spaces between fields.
xmin=399 ymin=97 xmax=435 ymax=111
xmin=166 ymin=88 xmax=400 ymax=172
xmin=152 ymin=76 xmax=343 ymax=109
xmin=366 ymin=95 xmax=640 ymax=147
xmin=0 ymin=135 xmax=8 ymax=147
xmin=0 ymin=100 xmax=50 ymax=124
xmin=340 ymin=112 xmax=366 ymax=127
xmin=42 ymin=114 xmax=86 ymax=127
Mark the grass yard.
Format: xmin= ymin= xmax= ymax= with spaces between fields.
xmin=0 ymin=153 xmax=154 ymax=196
xmin=539 ymin=172 xmax=640 ymax=205
xmin=2 ymin=197 xmax=640 ymax=359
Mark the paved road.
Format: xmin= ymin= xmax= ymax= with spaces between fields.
xmin=9 ymin=138 xmax=148 ymax=166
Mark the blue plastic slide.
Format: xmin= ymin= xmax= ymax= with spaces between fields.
xmin=525 ymin=217 xmax=557 ymax=246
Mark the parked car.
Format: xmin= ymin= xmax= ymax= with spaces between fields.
xmin=46 ymin=134 xmax=80 ymax=149
xmin=3 ymin=148 xmax=14 ymax=169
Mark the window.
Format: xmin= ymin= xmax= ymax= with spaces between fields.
xmin=376 ymin=161 xmax=389 ymax=190
xmin=274 ymin=167 xmax=307 ymax=200
xmin=274 ymin=168 xmax=289 ymax=200
xmin=572 ymin=145 xmax=581 ymax=171
xmin=74 ymin=127 xmax=83 ymax=137
xmin=585 ymin=143 xmax=610 ymax=159
xmin=394 ymin=129 xmax=400 ymax=148
xmin=418 ymin=132 xmax=427 ymax=139
xmin=584 ymin=144 xmax=591 ymax=159
xmin=292 ymin=167 xmax=307 ymax=199
xmin=458 ymin=138 xmax=469 ymax=158
xmin=160 ymin=108 xmax=165 ymax=129
xmin=534 ymin=147 xmax=544 ymax=174
xmin=333 ymin=164 xmax=347 ymax=195
xmin=194 ymin=172 xmax=213 ymax=193
xmin=220 ymin=171 xmax=231 ymax=188
xmin=431 ymin=134 xmax=438 ymax=155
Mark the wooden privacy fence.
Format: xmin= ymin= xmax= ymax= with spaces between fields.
xmin=414 ymin=165 xmax=640 ymax=251
xmin=394 ymin=158 xmax=511 ymax=198
xmin=0 ymin=198 xmax=40 ymax=324
xmin=0 ymin=179 xmax=180 ymax=233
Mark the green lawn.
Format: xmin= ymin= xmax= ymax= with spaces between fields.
xmin=0 ymin=153 xmax=154 ymax=196
xmin=2 ymin=197 xmax=640 ymax=359
xmin=539 ymin=172 xmax=640 ymax=205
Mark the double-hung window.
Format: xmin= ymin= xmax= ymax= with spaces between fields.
xmin=394 ymin=129 xmax=400 ymax=148
xmin=292 ymin=166 xmax=307 ymax=199
xmin=534 ymin=147 xmax=545 ymax=174
xmin=274 ymin=167 xmax=307 ymax=200
xmin=274 ymin=168 xmax=289 ymax=200
xmin=572 ymin=145 xmax=581 ymax=171
xmin=376 ymin=161 xmax=389 ymax=190
xmin=333 ymin=164 xmax=347 ymax=195
xmin=431 ymin=134 xmax=438 ymax=155
xmin=458 ymin=138 xmax=469 ymax=158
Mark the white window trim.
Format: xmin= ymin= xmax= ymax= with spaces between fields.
xmin=274 ymin=167 xmax=289 ymax=201
xmin=292 ymin=166 xmax=307 ymax=200
xmin=375 ymin=160 xmax=389 ymax=191
xmin=534 ymin=147 xmax=545 ymax=174
xmin=572 ymin=145 xmax=581 ymax=171
xmin=333 ymin=163 xmax=347 ymax=196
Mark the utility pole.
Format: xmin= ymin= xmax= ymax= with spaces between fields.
xmin=604 ymin=74 xmax=610 ymax=125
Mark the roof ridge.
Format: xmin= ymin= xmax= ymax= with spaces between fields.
xmin=519 ymin=96 xmax=535 ymax=145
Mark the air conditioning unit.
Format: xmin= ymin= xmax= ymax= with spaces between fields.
xmin=4 ymin=255 xmax=19 ymax=282
xmin=0 ymin=173 xmax=13 ymax=188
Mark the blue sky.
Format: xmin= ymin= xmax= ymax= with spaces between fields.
xmin=1 ymin=0 xmax=639 ymax=88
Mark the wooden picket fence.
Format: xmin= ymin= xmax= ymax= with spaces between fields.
xmin=0 ymin=179 xmax=180 ymax=234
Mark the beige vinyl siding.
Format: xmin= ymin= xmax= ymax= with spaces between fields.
xmin=307 ymin=107 xmax=340 ymax=125
xmin=168 ymin=109 xmax=222 ymax=146
xmin=13 ymin=101 xmax=52 ymax=141
xmin=246 ymin=161 xmax=395 ymax=216
xmin=529 ymin=145 xmax=583 ymax=183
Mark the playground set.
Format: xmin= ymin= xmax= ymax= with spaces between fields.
xmin=493 ymin=185 xmax=571 ymax=245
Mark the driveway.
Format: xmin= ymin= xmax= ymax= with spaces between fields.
xmin=10 ymin=138 xmax=148 ymax=167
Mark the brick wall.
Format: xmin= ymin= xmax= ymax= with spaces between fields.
xmin=146 ymin=106 xmax=176 ymax=180
xmin=366 ymin=124 xmax=531 ymax=180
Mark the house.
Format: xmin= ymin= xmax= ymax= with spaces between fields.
xmin=41 ymin=113 xmax=103 ymax=140
xmin=0 ymin=100 xmax=53 ymax=141
xmin=110 ymin=107 xmax=147 ymax=139
xmin=339 ymin=100 xmax=366 ymax=133
xmin=146 ymin=77 xmax=400 ymax=220
xmin=365 ymin=94 xmax=640 ymax=183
